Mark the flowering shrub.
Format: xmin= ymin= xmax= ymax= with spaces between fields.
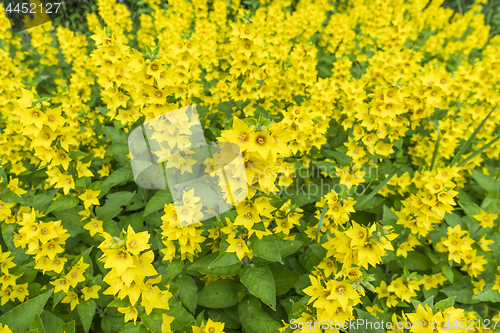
xmin=1 ymin=0 xmax=500 ymax=332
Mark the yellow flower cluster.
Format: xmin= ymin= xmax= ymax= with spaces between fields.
xmin=436 ymin=225 xmax=487 ymax=278
xmin=161 ymin=203 xmax=206 ymax=262
xmin=395 ymin=168 xmax=459 ymax=237
xmin=1 ymin=0 xmax=500 ymax=329
xmin=0 ymin=247 xmax=25 ymax=305
xmin=50 ymin=258 xmax=91 ymax=310
xmin=14 ymin=209 xmax=69 ymax=274
xmin=98 ymin=226 xmax=172 ymax=322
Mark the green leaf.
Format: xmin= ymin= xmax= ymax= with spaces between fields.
xmin=39 ymin=310 xmax=64 ymax=333
xmin=29 ymin=313 xmax=46 ymax=333
xmin=249 ymin=235 xmax=282 ymax=263
xmin=451 ymin=105 xmax=497 ymax=166
xmin=198 ymin=279 xmax=243 ymax=309
xmin=209 ymin=252 xmax=240 ymax=268
xmin=102 ymin=168 xmax=134 ymax=193
xmin=163 ymin=260 xmax=184 ymax=282
xmin=143 ymin=190 xmax=172 ymax=217
xmin=422 ymin=295 xmax=434 ymax=308
xmin=470 ymin=169 xmax=499 ymax=193
xmin=163 ymin=305 xmax=195 ymax=331
xmin=187 ymin=252 xmax=240 ymax=276
xmin=316 ymin=203 xmax=328 ymax=242
xmin=31 ymin=189 xmax=58 ymax=212
xmin=276 ymin=239 xmax=303 ymax=258
xmin=441 ymin=276 xmax=480 ymax=304
xmin=239 ymin=265 xmax=276 ymax=311
xmin=433 ymin=296 xmax=456 ymax=312
xmin=350 ymin=309 xmax=385 ymax=333
xmin=53 ymin=206 xmax=85 ymax=238
xmin=52 ymin=291 xmax=66 ymax=310
xmin=299 ymin=243 xmax=327 ymax=272
xmin=246 ymin=299 xmax=282 ymax=332
xmin=382 ymin=205 xmax=399 ymax=221
xmin=428 ymin=118 xmax=441 ymax=170
xmin=119 ymin=322 xmax=150 ymax=332
xmin=95 ymin=191 xmax=135 ymax=221
xmin=440 ymin=263 xmax=454 ymax=283
xmin=1 ymin=223 xmax=30 ymax=264
xmin=177 ymin=274 xmax=198 ymax=314
xmin=105 ymin=143 xmax=129 ymax=159
xmin=139 ymin=309 xmax=162 ymax=333
xmin=77 ymin=300 xmax=96 ymax=333
xmin=55 ymin=321 xmax=75 ymax=333
xmin=107 ymin=298 xmax=131 ymax=307
xmin=46 ymin=195 xmax=79 ymax=214
xmin=103 ymin=126 xmax=127 ymax=144
xmin=472 ymin=284 xmax=500 ymax=302
xmin=0 ymin=289 xmax=53 ymax=332
xmin=397 ymin=251 xmax=432 ymax=271
xmin=237 ymin=298 xmax=258 ymax=333
xmin=270 ymin=267 xmax=300 ymax=295
xmin=207 ymin=308 xmax=240 ymax=330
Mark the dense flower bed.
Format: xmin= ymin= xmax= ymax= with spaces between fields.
xmin=1 ymin=0 xmax=500 ymax=332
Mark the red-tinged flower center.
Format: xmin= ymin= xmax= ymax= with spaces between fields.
xmin=256 ymin=136 xmax=266 ymax=146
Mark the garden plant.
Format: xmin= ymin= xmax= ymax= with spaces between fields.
xmin=1 ymin=0 xmax=500 ymax=332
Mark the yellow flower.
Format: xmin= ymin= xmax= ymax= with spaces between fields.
xmin=125 ymin=225 xmax=150 ymax=255
xmin=61 ymin=290 xmax=79 ymax=310
xmin=317 ymin=258 xmax=336 ymax=278
xmin=51 ymin=278 xmax=71 ymax=294
xmin=97 ymin=164 xmax=110 ymax=177
xmin=55 ymin=174 xmax=75 ymax=195
xmin=10 ymin=283 xmax=29 ymax=302
xmin=226 ymin=234 xmax=251 ymax=260
xmin=82 ymin=285 xmax=101 ymax=301
xmin=118 ymin=306 xmax=138 ymax=324
xmin=326 ymin=279 xmax=360 ymax=311
xmin=78 ymin=190 xmax=101 ymax=209
xmin=473 ymin=209 xmax=498 ymax=229
xmin=472 ymin=279 xmax=485 ymax=295
xmin=247 ymin=131 xmax=272 ymax=160
xmin=161 ymin=314 xmax=174 ymax=333
xmin=84 ymin=218 xmax=104 ymax=236
xmin=103 ymin=249 xmax=135 ymax=275
xmin=0 ymin=323 xmax=12 ymax=333
xmin=76 ymin=161 xmax=94 ymax=178
xmin=405 ymin=304 xmax=435 ymax=333
xmin=366 ymin=304 xmax=383 ymax=317
xmin=478 ymin=235 xmax=494 ymax=252
xmin=30 ymin=126 xmax=56 ymax=149
xmin=7 ymin=177 xmax=26 ymax=196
